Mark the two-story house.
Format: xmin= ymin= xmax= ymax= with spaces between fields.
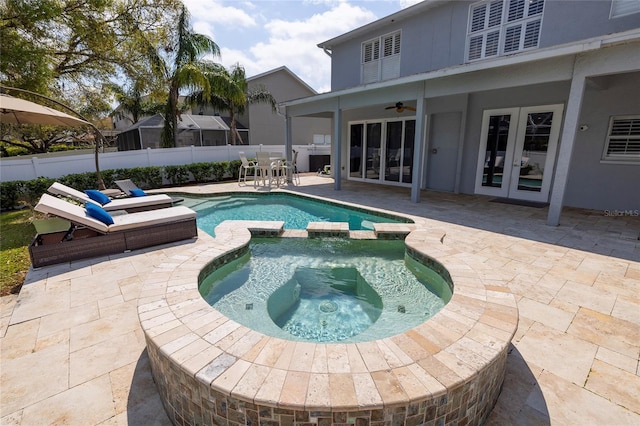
xmin=282 ymin=0 xmax=640 ymax=225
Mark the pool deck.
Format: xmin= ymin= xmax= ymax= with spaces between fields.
xmin=1 ymin=175 xmax=639 ymax=425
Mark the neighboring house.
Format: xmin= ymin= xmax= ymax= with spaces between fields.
xmin=194 ymin=66 xmax=331 ymax=146
xmin=283 ymin=0 xmax=640 ymax=225
xmin=113 ymin=67 xmax=330 ymax=148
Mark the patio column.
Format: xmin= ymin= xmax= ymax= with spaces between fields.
xmin=284 ymin=112 xmax=293 ymax=182
xmin=411 ymin=96 xmax=427 ymax=203
xmin=547 ymin=74 xmax=587 ymax=225
xmin=333 ymin=102 xmax=342 ymax=190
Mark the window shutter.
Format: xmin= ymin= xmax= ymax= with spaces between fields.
xmin=611 ymin=0 xmax=640 ymax=18
xmin=523 ymin=20 xmax=541 ymax=48
xmin=503 ymin=25 xmax=522 ymax=52
xmin=606 ymin=118 xmax=640 ymax=157
xmin=528 ymin=0 xmax=545 ymax=16
xmin=470 ymin=4 xmax=487 ymax=32
xmin=468 ymin=35 xmax=484 ymax=60
xmin=363 ymin=43 xmax=373 ymax=63
xmin=486 ymin=30 xmax=500 ymax=56
xmin=488 ymin=0 xmax=503 ymax=26
xmin=394 ymin=33 xmax=401 ymax=55
xmin=507 ymin=0 xmax=525 ymax=21
xmin=373 ymin=40 xmax=380 ymax=60
xmin=383 ymin=35 xmax=394 ymax=57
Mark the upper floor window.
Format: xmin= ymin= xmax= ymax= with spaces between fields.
xmin=602 ymin=116 xmax=640 ymax=162
xmin=610 ymin=0 xmax=640 ymax=18
xmin=467 ymin=0 xmax=545 ymax=62
xmin=362 ymin=31 xmax=401 ymax=84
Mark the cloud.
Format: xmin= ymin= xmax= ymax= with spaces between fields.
xmin=185 ymin=1 xmax=395 ymax=93
xmin=183 ymin=0 xmax=257 ymax=29
xmin=230 ymin=2 xmax=377 ymax=92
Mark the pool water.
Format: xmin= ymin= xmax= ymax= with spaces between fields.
xmin=199 ymin=238 xmax=451 ymax=343
xmin=181 ymin=193 xmax=409 ymax=235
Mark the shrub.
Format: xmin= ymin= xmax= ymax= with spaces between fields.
xmin=188 ymin=162 xmax=213 ymax=183
xmin=0 ymin=181 xmax=23 ymax=210
xmin=164 ymin=165 xmax=190 ymax=185
xmin=23 ymin=177 xmax=55 ymax=205
xmin=228 ymin=160 xmax=241 ymax=180
xmin=211 ymin=162 xmax=227 ymax=181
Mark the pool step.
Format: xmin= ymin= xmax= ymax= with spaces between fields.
xmin=373 ymin=223 xmax=416 ymax=240
xmin=307 ymin=222 xmax=350 ymax=238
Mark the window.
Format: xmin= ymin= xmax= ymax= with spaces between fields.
xmin=603 ymin=116 xmax=640 ymax=162
xmin=362 ymin=31 xmax=401 ymax=84
xmin=611 ymin=0 xmax=640 ymax=18
xmin=466 ymin=0 xmax=544 ymax=62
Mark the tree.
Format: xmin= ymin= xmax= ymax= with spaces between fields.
xmin=108 ymin=81 xmax=165 ymax=126
xmin=160 ymin=5 xmax=221 ymax=148
xmin=188 ymin=64 xmax=277 ymax=145
xmin=0 ymin=0 xmax=181 ymax=116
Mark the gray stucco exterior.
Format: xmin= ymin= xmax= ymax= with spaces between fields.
xmin=284 ymin=0 xmax=640 ymax=224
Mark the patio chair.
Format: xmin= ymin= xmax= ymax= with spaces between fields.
xmin=48 ymin=182 xmax=173 ymax=213
xmin=255 ymin=152 xmax=281 ymax=187
xmin=238 ymin=152 xmax=257 ymax=185
xmin=30 ymin=194 xmax=198 ymax=267
xmin=280 ymin=150 xmax=300 ymax=185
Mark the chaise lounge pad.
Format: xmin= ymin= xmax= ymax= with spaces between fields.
xmin=35 ymin=194 xmax=196 ymax=233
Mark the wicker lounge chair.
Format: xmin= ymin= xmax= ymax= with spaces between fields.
xmin=30 ymin=194 xmax=198 ymax=267
xmin=48 ymin=182 xmax=173 ymax=212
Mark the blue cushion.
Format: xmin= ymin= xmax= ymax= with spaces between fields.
xmin=130 ymin=188 xmax=147 ymax=197
xmin=85 ymin=189 xmax=111 ymax=205
xmin=85 ymin=202 xmax=114 ymax=225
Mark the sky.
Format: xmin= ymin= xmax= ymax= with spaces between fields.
xmin=182 ymin=0 xmax=423 ymax=94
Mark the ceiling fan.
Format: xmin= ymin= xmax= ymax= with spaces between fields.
xmin=385 ymin=102 xmax=416 ymax=113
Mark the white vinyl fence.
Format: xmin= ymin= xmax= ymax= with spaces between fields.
xmin=0 ymin=144 xmax=332 ymax=182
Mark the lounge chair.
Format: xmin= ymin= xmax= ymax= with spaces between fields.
xmin=29 ymin=194 xmax=198 ymax=267
xmin=48 ymin=182 xmax=173 ymax=212
xmin=114 ymin=179 xmax=184 ymax=204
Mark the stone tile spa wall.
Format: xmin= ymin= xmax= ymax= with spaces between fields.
xmin=138 ymin=223 xmax=518 ymax=426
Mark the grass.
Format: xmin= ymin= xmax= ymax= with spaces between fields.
xmin=0 ymin=209 xmax=35 ymax=296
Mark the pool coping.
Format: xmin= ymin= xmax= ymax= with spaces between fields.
xmin=138 ymin=211 xmax=518 ymax=424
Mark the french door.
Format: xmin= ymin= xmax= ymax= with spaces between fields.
xmin=474 ymin=104 xmax=564 ymax=202
xmin=349 ymin=119 xmax=415 ymax=185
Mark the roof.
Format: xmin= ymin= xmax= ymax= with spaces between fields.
xmin=318 ymin=0 xmax=443 ymax=50
xmin=248 ymin=66 xmax=317 ymax=94
xmin=123 ymin=114 xmax=230 ymax=131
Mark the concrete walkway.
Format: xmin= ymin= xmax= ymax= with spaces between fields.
xmin=1 ymin=176 xmax=638 ymax=425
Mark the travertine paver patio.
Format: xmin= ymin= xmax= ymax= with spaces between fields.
xmin=1 ymin=175 xmax=639 ymax=425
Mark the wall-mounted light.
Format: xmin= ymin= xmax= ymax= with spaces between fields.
xmin=579 ymin=124 xmax=589 ymax=131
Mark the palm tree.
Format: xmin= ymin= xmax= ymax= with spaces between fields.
xmin=188 ymin=64 xmax=277 ymax=145
xmin=108 ymin=81 xmax=164 ymax=126
xmin=160 ymin=5 xmax=221 ymax=148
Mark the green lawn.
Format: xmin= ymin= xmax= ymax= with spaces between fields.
xmin=0 ymin=209 xmax=35 ymax=296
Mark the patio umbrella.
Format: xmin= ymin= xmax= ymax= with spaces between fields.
xmin=0 ymin=94 xmax=90 ymax=127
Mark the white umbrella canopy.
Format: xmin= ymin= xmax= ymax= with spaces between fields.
xmin=0 ymin=94 xmax=90 ymax=127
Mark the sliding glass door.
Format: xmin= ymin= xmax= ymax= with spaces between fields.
xmin=349 ymin=118 xmax=416 ymax=185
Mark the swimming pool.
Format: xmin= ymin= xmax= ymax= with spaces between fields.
xmin=199 ymin=238 xmax=451 ymax=343
xmin=180 ymin=192 xmax=411 ymax=235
